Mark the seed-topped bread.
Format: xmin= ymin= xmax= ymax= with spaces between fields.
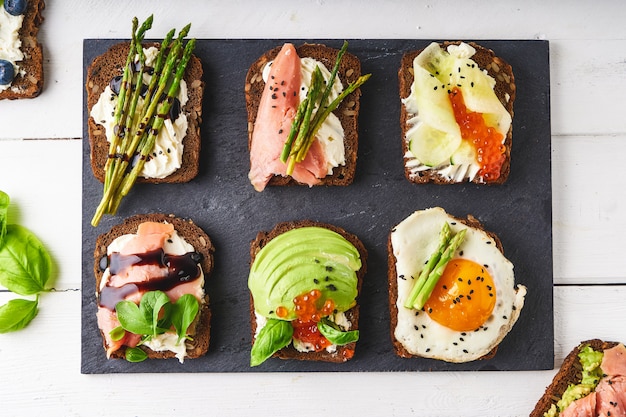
xmin=86 ymin=41 xmax=204 ymax=184
xmin=0 ymin=0 xmax=45 ymax=100
xmin=94 ymin=213 xmax=214 ymax=360
xmin=249 ymin=219 xmax=367 ymax=364
xmin=530 ymin=339 xmax=621 ymax=417
xmin=399 ymin=41 xmax=516 ymax=185
xmin=388 ymin=207 xmax=526 ymax=363
xmin=245 ymin=43 xmax=363 ymax=188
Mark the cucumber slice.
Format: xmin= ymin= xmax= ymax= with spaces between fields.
xmin=450 ymin=140 xmax=477 ymax=166
xmin=408 ymin=122 xmax=461 ymax=167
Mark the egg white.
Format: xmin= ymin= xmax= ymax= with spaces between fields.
xmin=391 ymin=207 xmax=526 ymax=363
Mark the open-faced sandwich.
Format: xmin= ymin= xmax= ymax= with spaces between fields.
xmin=248 ymin=220 xmax=367 ymax=366
xmin=399 ymin=41 xmax=515 ymax=184
xmin=86 ymin=16 xmax=204 ymax=226
xmin=245 ymin=42 xmax=370 ymax=191
xmin=94 ymin=213 xmax=214 ymax=363
xmin=531 ymin=339 xmax=626 ymax=417
xmin=0 ymin=0 xmax=45 ymax=99
xmin=388 ymin=207 xmax=526 ymax=363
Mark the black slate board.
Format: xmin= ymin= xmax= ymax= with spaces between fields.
xmin=81 ymin=39 xmax=553 ymax=373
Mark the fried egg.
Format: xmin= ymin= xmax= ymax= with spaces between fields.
xmin=391 ymin=207 xmax=526 ymax=363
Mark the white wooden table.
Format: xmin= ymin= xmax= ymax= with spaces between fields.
xmin=1 ymin=1 xmax=625 ymax=415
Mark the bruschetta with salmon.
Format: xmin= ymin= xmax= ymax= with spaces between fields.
xmin=245 ymin=42 xmax=369 ymax=191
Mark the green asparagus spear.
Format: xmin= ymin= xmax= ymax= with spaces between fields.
xmin=295 ymin=73 xmax=370 ymax=162
xmin=118 ymin=38 xmax=197 ymax=200
xmin=413 ymin=228 xmax=467 ymax=310
xmin=404 ymin=222 xmax=452 ymax=309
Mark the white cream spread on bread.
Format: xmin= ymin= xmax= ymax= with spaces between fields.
xmin=262 ymin=56 xmax=346 ymax=175
xmin=0 ymin=8 xmax=25 ymax=92
xmin=391 ymin=207 xmax=525 ymax=362
xmin=90 ymin=47 xmax=189 ymax=179
xmin=402 ymin=42 xmax=511 ymax=183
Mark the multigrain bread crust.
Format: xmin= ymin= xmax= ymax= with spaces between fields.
xmin=398 ymin=41 xmax=516 ymax=185
xmin=86 ymin=41 xmax=204 ymax=184
xmin=387 ymin=213 xmax=501 ymax=360
xmin=94 ymin=213 xmax=215 ymax=360
xmin=249 ymin=220 xmax=368 ymax=363
xmin=0 ymin=0 xmax=45 ymax=100
xmin=530 ymin=339 xmax=621 ymax=417
xmin=245 ymin=43 xmax=362 ymax=187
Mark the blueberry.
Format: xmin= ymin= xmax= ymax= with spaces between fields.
xmin=4 ymin=0 xmax=28 ymax=16
xmin=109 ymin=75 xmax=122 ymax=95
xmin=0 ymin=60 xmax=15 ymax=85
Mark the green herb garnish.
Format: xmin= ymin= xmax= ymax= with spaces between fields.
xmin=114 ymin=290 xmax=200 ymax=362
xmin=250 ymin=318 xmax=293 ymax=367
xmin=404 ymin=222 xmax=466 ymax=310
xmin=0 ymin=190 xmax=54 ymax=333
xmin=317 ymin=317 xmax=359 ymax=346
xmin=91 ymin=16 xmax=196 ymax=226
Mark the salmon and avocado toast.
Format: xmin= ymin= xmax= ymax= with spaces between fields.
xmin=245 ymin=42 xmax=370 ymax=191
xmin=94 ymin=213 xmax=214 ymax=363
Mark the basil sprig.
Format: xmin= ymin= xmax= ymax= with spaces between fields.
xmin=114 ymin=290 xmax=200 ymax=362
xmin=250 ymin=318 xmax=293 ymax=367
xmin=317 ymin=317 xmax=359 ymax=345
xmin=0 ymin=190 xmax=53 ymax=333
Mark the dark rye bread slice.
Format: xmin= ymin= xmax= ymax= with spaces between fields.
xmin=245 ymin=43 xmax=362 ymax=187
xmin=398 ymin=41 xmax=516 ymax=185
xmin=94 ymin=213 xmax=214 ymax=360
xmin=249 ymin=220 xmax=367 ymax=363
xmin=530 ymin=339 xmax=621 ymax=417
xmin=0 ymin=0 xmax=45 ymax=100
xmin=388 ymin=211 xmax=503 ymax=360
xmin=86 ymin=41 xmax=204 ymax=184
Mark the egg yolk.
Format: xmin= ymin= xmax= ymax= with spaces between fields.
xmin=424 ymin=258 xmax=496 ymax=332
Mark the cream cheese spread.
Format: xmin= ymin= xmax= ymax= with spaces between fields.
xmin=263 ymin=56 xmax=346 ymax=175
xmin=90 ymin=47 xmax=189 ymax=179
xmin=0 ymin=8 xmax=25 ymax=92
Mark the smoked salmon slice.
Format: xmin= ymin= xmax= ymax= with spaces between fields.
xmin=248 ymin=43 xmax=328 ymax=191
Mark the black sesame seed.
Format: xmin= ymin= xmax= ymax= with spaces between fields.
xmin=325 ymin=276 xmax=330 ymax=282
xmin=278 ymin=129 xmax=283 ymax=134
xmin=467 ymin=295 xmax=472 ymax=300
xmin=486 ymin=241 xmax=492 ymax=245
xmin=453 ymin=342 xmax=458 ymax=346
xmin=326 ymin=266 xmax=334 ymax=272
xmin=471 ymin=81 xmax=475 ymax=87
xmin=414 ymin=325 xmax=419 ymax=331
xmin=271 ymin=93 xmax=277 ymax=99
xmin=326 ymin=284 xmax=337 ymax=291
xmin=442 ymin=285 xmax=447 ymax=290
xmin=459 ymin=251 xmax=464 ymax=256
xmin=463 ymin=349 xmax=469 ymax=353
xmin=467 ymin=279 xmax=472 ymax=285
xmin=457 ymin=277 xmax=463 ymax=282
xmin=503 ymin=315 xmax=508 ymax=319
xmin=399 ymin=275 xmax=406 ymax=280
xmin=314 ymin=259 xmax=320 ymax=263
xmin=313 ymin=278 xmax=319 ymax=284
xmin=420 ymin=334 xmax=424 ymax=339
xmin=433 ymin=86 xmax=438 ymax=90
xmin=426 ymin=348 xmax=431 ymax=352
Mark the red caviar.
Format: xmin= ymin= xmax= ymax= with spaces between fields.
xmin=449 ymin=87 xmax=506 ymax=181
xmin=290 ymin=289 xmax=336 ymax=351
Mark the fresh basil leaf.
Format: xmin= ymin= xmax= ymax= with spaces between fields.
xmin=109 ymin=325 xmax=126 ymax=342
xmin=115 ymin=300 xmax=153 ymax=335
xmin=0 ymin=297 xmax=38 ymax=333
xmin=125 ymin=347 xmax=148 ymax=363
xmin=171 ymin=294 xmax=199 ymax=343
xmin=250 ymin=318 xmax=293 ymax=367
xmin=139 ymin=290 xmax=171 ymax=336
xmin=0 ymin=224 xmax=52 ymax=295
xmin=0 ymin=190 xmax=9 ymax=247
xmin=317 ymin=317 xmax=359 ymax=346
